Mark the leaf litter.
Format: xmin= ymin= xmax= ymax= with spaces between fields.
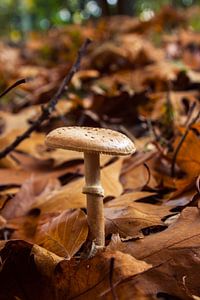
xmin=0 ymin=5 xmax=200 ymax=300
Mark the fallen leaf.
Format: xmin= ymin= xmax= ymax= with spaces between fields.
xmin=105 ymin=205 xmax=165 ymax=238
xmin=121 ymin=163 xmax=157 ymax=191
xmin=0 ymin=108 xmax=38 ymax=149
xmin=36 ymin=209 xmax=88 ymax=258
xmin=0 ymin=240 xmax=63 ymax=300
xmin=17 ymin=132 xmax=84 ymax=166
xmin=32 ymin=158 xmax=124 ymax=213
xmin=109 ymin=207 xmax=200 ymax=264
xmin=107 ymin=208 xmax=200 ymax=299
xmin=52 ymin=249 xmax=151 ymax=299
xmin=0 ymin=239 xmax=151 ymax=300
xmin=173 ymin=128 xmax=200 ymax=177
xmin=1 ymin=177 xmax=60 ymax=219
xmin=105 ymin=191 xmax=157 ymax=208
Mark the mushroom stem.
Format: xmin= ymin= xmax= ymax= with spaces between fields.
xmin=83 ymin=152 xmax=105 ymax=247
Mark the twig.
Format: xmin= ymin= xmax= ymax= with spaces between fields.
xmin=184 ymin=102 xmax=196 ymax=127
xmin=109 ymin=257 xmax=118 ymax=300
xmin=171 ymin=110 xmax=200 ymax=177
xmin=164 ymin=87 xmax=174 ymax=139
xmin=0 ymin=38 xmax=91 ymax=160
xmin=196 ymin=175 xmax=200 ymax=195
xmin=143 ymin=163 xmax=151 ymax=186
xmin=0 ymin=78 xmax=27 ymax=99
xmin=147 ymin=119 xmax=160 ymax=142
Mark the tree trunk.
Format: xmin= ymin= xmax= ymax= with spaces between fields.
xmin=117 ymin=0 xmax=135 ymax=16
xmin=98 ymin=0 xmax=110 ymax=16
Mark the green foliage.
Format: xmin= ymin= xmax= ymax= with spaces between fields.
xmin=1 ymin=0 xmax=200 ymax=37
xmin=188 ymin=15 xmax=200 ymax=31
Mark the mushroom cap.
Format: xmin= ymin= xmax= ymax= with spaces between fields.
xmin=45 ymin=126 xmax=136 ymax=156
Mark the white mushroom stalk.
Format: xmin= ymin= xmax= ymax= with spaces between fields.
xmin=45 ymin=126 xmax=136 ymax=247
xmin=83 ymin=152 xmax=105 ymax=246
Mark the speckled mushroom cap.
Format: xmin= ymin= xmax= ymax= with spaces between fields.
xmin=45 ymin=126 xmax=136 ymax=156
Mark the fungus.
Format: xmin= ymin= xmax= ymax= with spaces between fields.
xmin=45 ymin=126 xmax=136 ymax=247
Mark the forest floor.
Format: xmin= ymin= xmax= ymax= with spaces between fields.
xmin=0 ymin=5 xmax=200 ymax=300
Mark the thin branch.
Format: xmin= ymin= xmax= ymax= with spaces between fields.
xmin=184 ymin=102 xmax=196 ymax=127
xmin=196 ymin=175 xmax=200 ymax=195
xmin=0 ymin=78 xmax=27 ymax=99
xmin=147 ymin=119 xmax=160 ymax=142
xmin=171 ymin=110 xmax=200 ymax=177
xmin=0 ymin=38 xmax=91 ymax=160
xmin=164 ymin=86 xmax=174 ymax=139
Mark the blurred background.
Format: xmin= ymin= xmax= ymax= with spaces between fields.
xmin=1 ymin=0 xmax=200 ymax=38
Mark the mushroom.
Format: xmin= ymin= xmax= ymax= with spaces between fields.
xmin=45 ymin=127 xmax=136 ymax=247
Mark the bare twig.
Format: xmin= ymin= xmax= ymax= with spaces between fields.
xmin=0 ymin=78 xmax=27 ymax=99
xmin=0 ymin=38 xmax=91 ymax=160
xmin=184 ymin=102 xmax=196 ymax=127
xmin=164 ymin=87 xmax=174 ymax=139
xmin=147 ymin=119 xmax=160 ymax=142
xmin=171 ymin=110 xmax=200 ymax=177
xmin=196 ymin=175 xmax=200 ymax=195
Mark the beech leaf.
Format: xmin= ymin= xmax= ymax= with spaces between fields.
xmin=36 ymin=209 xmax=88 ymax=258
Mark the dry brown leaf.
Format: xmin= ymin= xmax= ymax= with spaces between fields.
xmin=0 ymin=154 xmax=22 ymax=169
xmin=121 ymin=164 xmax=151 ymax=191
xmin=0 ymin=102 xmax=76 ymax=166
xmin=36 ymin=209 xmax=88 ymax=258
xmin=108 ymin=258 xmax=196 ymax=300
xmin=105 ymin=191 xmax=156 ymax=208
xmin=72 ymin=69 xmax=100 ymax=89
xmin=32 ymin=157 xmax=124 ymax=213
xmin=0 ymin=240 xmax=63 ymax=300
xmin=10 ymin=212 xmax=43 ymax=242
xmin=31 ymin=243 xmax=63 ymax=273
xmin=0 ymin=169 xmax=30 ymax=186
xmin=116 ymin=33 xmax=164 ymax=64
xmin=1 ymin=9 xmax=200 ymax=300
xmin=1 ymin=177 xmax=60 ymax=219
xmin=105 ymin=205 xmax=165 ymax=238
xmin=0 ymin=108 xmax=38 ymax=148
xmin=17 ymin=132 xmax=84 ymax=166
xmin=173 ymin=129 xmax=200 ymax=177
xmin=0 ymin=239 xmax=151 ymax=300
xmin=52 ymin=249 xmax=151 ymax=299
xmin=121 ymin=162 xmax=157 ymax=191
xmin=32 ymin=178 xmax=86 ymax=212
xmin=146 ymin=90 xmax=200 ymax=126
xmin=107 ymin=207 xmax=200 ymax=299
xmin=91 ymin=60 xmax=180 ymax=96
xmin=0 ymin=161 xmax=82 ymax=189
xmin=87 ymin=34 xmax=164 ymax=73
xmin=0 ymin=43 xmax=22 ymax=74
xmin=109 ymin=207 xmax=200 ymax=264
xmin=105 ymin=192 xmax=175 ymax=221
xmin=167 ymin=187 xmax=197 ymax=204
